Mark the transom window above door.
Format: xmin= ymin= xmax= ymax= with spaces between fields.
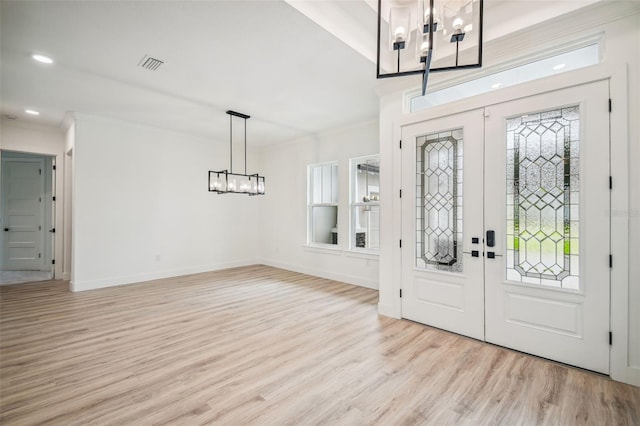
xmin=409 ymin=44 xmax=599 ymax=113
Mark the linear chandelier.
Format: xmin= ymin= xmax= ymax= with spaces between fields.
xmin=208 ymin=110 xmax=265 ymax=196
xmin=377 ymin=0 xmax=483 ymax=96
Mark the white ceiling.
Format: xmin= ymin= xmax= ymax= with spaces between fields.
xmin=0 ymin=0 xmax=380 ymax=146
xmin=0 ymin=0 xmax=612 ymax=147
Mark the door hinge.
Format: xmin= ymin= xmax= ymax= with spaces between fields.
xmin=400 ymin=289 xmax=403 ymax=298
xmin=39 ymin=197 xmax=42 ymax=203
xmin=609 ymin=331 xmax=613 ymax=345
xmin=38 ymin=253 xmax=41 ymax=259
xmin=39 ymin=168 xmax=42 ymax=175
xmin=609 ymin=176 xmax=613 ymax=190
xmin=38 ymin=225 xmax=42 ymax=231
xmin=399 ymin=189 xmax=402 ymax=198
xmin=52 ymin=259 xmax=55 ymax=265
xmin=608 ymin=99 xmax=612 ymax=112
xmin=609 ymin=255 xmax=613 ymax=268
xmin=399 ymin=239 xmax=402 ymax=248
xmin=399 ymin=140 xmax=402 ymax=149
xmin=53 ymin=196 xmax=56 ymax=201
xmin=53 ymin=165 xmax=56 ymax=170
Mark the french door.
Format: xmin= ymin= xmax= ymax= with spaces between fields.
xmin=401 ymin=81 xmax=611 ymax=373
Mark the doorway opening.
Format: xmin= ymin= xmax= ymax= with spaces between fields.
xmin=1 ymin=150 xmax=56 ymax=285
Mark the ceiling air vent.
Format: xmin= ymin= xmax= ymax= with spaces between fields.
xmin=138 ymin=55 xmax=164 ymax=71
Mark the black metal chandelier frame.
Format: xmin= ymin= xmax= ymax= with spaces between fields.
xmin=208 ymin=110 xmax=265 ymax=196
xmin=376 ymin=0 xmax=484 ymax=96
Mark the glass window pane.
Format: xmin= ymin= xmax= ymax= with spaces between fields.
xmin=312 ymin=166 xmax=322 ymax=204
xmin=411 ymin=44 xmax=599 ymax=112
xmin=506 ymin=105 xmax=580 ymax=289
xmin=312 ymin=206 xmax=338 ymax=245
xmin=416 ymin=130 xmax=463 ymax=272
xmin=331 ymin=164 xmax=339 ymax=204
xmin=322 ymin=164 xmax=332 ymax=203
xmin=353 ymin=205 xmax=380 ymax=250
xmin=355 ymin=159 xmax=381 ymax=202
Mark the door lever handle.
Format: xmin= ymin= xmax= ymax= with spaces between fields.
xmin=486 ymin=230 xmax=495 ymax=247
xmin=3 ymin=228 xmax=8 ymax=232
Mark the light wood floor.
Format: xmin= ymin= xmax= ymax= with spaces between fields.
xmin=1 ymin=265 xmax=638 ymax=425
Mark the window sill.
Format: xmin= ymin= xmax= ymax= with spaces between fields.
xmin=344 ymin=250 xmax=379 ymax=261
xmin=302 ymin=245 xmax=380 ymax=261
xmin=303 ymin=244 xmax=342 ymax=256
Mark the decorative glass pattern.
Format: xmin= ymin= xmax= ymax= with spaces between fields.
xmin=416 ymin=129 xmax=463 ymax=272
xmin=506 ymin=106 xmax=580 ymax=289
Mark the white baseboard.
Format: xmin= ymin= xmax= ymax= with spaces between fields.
xmin=611 ymin=365 xmax=640 ymax=388
xmin=378 ymin=302 xmax=401 ymax=319
xmin=260 ymin=258 xmax=379 ymax=290
xmin=70 ymin=259 xmax=259 ymax=292
xmin=62 ymin=272 xmax=71 ymax=281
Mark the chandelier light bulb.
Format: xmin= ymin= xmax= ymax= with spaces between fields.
xmin=421 ymin=41 xmax=430 ymax=54
xmin=424 ymin=7 xmax=440 ymax=26
xmin=453 ymin=17 xmax=464 ymax=31
xmin=394 ymin=26 xmax=406 ymax=42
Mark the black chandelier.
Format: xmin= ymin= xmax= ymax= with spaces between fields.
xmin=208 ymin=110 xmax=265 ymax=196
xmin=377 ymin=0 xmax=483 ymax=95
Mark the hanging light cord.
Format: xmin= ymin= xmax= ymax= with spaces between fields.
xmin=244 ymin=117 xmax=247 ymax=175
xmin=229 ymin=113 xmax=233 ymax=173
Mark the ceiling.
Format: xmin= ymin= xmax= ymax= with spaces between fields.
xmin=0 ymin=0 xmax=379 ymax=146
xmin=0 ymin=0 xmax=614 ymax=147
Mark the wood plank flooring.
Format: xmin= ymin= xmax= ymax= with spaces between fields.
xmin=1 ymin=265 xmax=638 ymax=425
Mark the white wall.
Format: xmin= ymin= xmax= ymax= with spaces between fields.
xmin=71 ymin=114 xmax=261 ymax=291
xmin=377 ymin=6 xmax=640 ymax=386
xmin=258 ymin=120 xmax=380 ymax=289
xmin=0 ymin=119 xmax=66 ymax=278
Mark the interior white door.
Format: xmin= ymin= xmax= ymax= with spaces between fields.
xmin=2 ymin=158 xmax=46 ymax=271
xmin=484 ymin=81 xmax=611 ymax=374
xmin=401 ymin=109 xmax=485 ymax=340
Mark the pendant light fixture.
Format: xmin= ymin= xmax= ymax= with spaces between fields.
xmin=376 ymin=0 xmax=484 ymax=96
xmin=208 ymin=110 xmax=265 ymax=195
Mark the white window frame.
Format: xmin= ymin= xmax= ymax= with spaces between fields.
xmin=350 ymin=155 xmax=380 ymax=253
xmin=307 ymin=161 xmax=339 ymax=247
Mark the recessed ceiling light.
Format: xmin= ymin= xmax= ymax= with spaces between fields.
xmin=32 ymin=54 xmax=54 ymax=64
xmin=491 ymin=83 xmax=502 ymax=89
xmin=553 ymin=63 xmax=566 ymax=70
xmin=25 ymin=109 xmax=40 ymax=116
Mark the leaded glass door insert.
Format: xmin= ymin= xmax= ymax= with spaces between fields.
xmin=506 ymin=106 xmax=579 ymax=289
xmin=416 ymin=129 xmax=463 ymax=273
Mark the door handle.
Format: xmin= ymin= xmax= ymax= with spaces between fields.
xmin=486 ymin=230 xmax=495 ymax=247
xmin=3 ymin=228 xmax=8 ymax=232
